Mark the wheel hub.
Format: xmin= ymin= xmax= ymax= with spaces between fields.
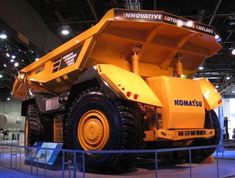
xmin=84 ymin=119 xmax=103 ymax=143
xmin=78 ymin=110 xmax=110 ymax=150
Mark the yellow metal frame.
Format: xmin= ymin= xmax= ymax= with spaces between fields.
xmin=144 ymin=128 xmax=215 ymax=141
xmin=53 ymin=116 xmax=63 ymax=143
xmin=96 ymin=64 xmax=162 ymax=107
xmin=147 ymin=76 xmax=206 ymax=130
xmin=196 ymin=78 xmax=222 ymax=110
xmin=24 ymin=119 xmax=29 ymax=146
xmin=12 ymin=8 xmax=221 ymax=98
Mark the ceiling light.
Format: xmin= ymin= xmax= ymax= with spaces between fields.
xmin=6 ymin=53 xmax=10 ymax=57
xmin=0 ymin=33 xmax=7 ymax=39
xmin=215 ymin=85 xmax=219 ymax=89
xmin=232 ymin=90 xmax=235 ymax=94
xmin=214 ymin=34 xmax=220 ymax=40
xmin=186 ymin=21 xmax=194 ymax=27
xmin=35 ymin=57 xmax=39 ymax=61
xmin=10 ymin=59 xmax=14 ymax=63
xmin=214 ymin=34 xmax=221 ymax=42
xmin=232 ymin=49 xmax=235 ymax=55
xmin=7 ymin=97 xmax=10 ymax=101
xmin=198 ymin=66 xmax=204 ymax=70
xmin=0 ymin=74 xmax=3 ymax=78
xmin=14 ymin=62 xmax=19 ymax=67
xmin=61 ymin=29 xmax=70 ymax=35
xmin=11 ymin=55 xmax=16 ymax=59
xmin=176 ymin=20 xmax=184 ymax=27
xmin=3 ymin=64 xmax=6 ymax=67
xmin=226 ymin=76 xmax=230 ymax=80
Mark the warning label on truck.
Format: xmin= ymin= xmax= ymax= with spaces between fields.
xmin=52 ymin=47 xmax=81 ymax=73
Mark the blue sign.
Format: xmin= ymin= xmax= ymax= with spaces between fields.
xmin=31 ymin=142 xmax=63 ymax=165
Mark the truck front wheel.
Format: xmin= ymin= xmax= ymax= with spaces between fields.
xmin=65 ymin=87 xmax=143 ymax=172
xmin=190 ymin=110 xmax=221 ymax=162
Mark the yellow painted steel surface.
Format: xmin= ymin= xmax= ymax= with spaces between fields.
xmin=11 ymin=9 xmax=224 ymax=145
xmin=77 ymin=110 xmax=110 ymax=150
xmin=144 ymin=128 xmax=215 ymax=141
xmin=24 ymin=119 xmax=29 ymax=146
xmin=12 ymin=8 xmax=221 ymax=98
xmin=97 ymin=64 xmax=162 ymax=107
xmin=197 ymin=78 xmax=222 ymax=110
xmin=53 ymin=117 xmax=63 ymax=143
xmin=147 ymin=76 xmax=205 ymax=129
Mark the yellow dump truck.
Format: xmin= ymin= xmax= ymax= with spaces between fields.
xmin=12 ymin=8 xmax=222 ymax=171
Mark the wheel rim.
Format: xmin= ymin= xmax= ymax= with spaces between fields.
xmin=77 ymin=110 xmax=110 ymax=150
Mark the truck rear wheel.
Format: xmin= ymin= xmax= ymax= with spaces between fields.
xmin=25 ymin=104 xmax=42 ymax=146
xmin=190 ymin=110 xmax=221 ymax=162
xmin=65 ymin=87 xmax=143 ymax=172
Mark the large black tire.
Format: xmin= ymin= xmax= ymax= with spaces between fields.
xmin=64 ymin=87 xmax=143 ymax=172
xmin=190 ymin=110 xmax=221 ymax=162
xmin=25 ymin=104 xmax=42 ymax=146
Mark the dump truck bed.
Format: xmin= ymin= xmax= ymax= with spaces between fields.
xmin=13 ymin=8 xmax=221 ymax=97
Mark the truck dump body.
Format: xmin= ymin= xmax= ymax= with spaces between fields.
xmin=13 ymin=9 xmax=221 ymax=98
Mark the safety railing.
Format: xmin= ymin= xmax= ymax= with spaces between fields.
xmin=0 ymin=142 xmax=235 ymax=178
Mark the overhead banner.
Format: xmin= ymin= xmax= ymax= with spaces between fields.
xmin=114 ymin=9 xmax=215 ymax=36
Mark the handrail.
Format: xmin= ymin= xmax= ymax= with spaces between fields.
xmin=0 ymin=143 xmax=235 ymax=178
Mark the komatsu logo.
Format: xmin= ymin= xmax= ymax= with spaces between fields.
xmin=174 ymin=99 xmax=202 ymax=107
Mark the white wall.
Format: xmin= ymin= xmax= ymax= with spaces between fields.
xmin=222 ymin=99 xmax=235 ymax=139
xmin=229 ymin=99 xmax=235 ymax=139
xmin=223 ymin=99 xmax=230 ymax=119
xmin=0 ymin=99 xmax=24 ymax=129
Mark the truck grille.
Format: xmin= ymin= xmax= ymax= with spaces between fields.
xmin=178 ymin=130 xmax=206 ymax=136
